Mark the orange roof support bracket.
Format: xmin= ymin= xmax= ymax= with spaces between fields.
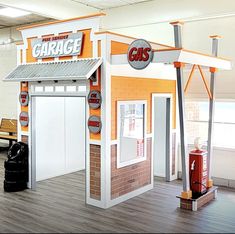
xmin=174 ymin=62 xmax=185 ymax=68
xmin=209 ymin=67 xmax=218 ymax=73
xmin=197 ymin=65 xmax=212 ymax=99
xmin=184 ymin=64 xmax=196 ymax=93
xmin=209 ymin=35 xmax=222 ymax=39
xmin=170 ymin=21 xmax=185 ymax=26
xmin=184 ymin=64 xmax=213 ymax=99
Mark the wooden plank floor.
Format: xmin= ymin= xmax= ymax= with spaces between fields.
xmin=0 ymin=149 xmax=235 ymax=233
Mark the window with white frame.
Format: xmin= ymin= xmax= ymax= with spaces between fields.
xmin=31 ymin=82 xmax=87 ymax=94
xmin=117 ymin=101 xmax=147 ymax=168
xmin=185 ymin=100 xmax=235 ymax=149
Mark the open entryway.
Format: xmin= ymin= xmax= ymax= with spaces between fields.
xmin=152 ymin=94 xmax=175 ymax=182
xmin=31 ymin=96 xmax=86 ymax=188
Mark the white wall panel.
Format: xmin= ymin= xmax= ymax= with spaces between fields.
xmin=65 ymin=97 xmax=85 ymax=173
xmin=34 ymin=96 xmax=86 ymax=182
xmin=153 ymin=97 xmax=167 ymax=177
xmin=35 ymin=97 xmax=65 ymax=181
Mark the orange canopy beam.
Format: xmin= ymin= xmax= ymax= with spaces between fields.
xmin=184 ymin=64 xmax=196 ymax=93
xmin=184 ymin=64 xmax=212 ymax=99
xmin=197 ymin=65 xmax=212 ymax=99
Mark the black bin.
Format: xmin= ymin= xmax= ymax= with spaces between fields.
xmin=4 ymin=142 xmax=28 ymax=192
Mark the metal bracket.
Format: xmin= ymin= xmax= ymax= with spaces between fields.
xmin=89 ymin=72 xmax=97 ymax=82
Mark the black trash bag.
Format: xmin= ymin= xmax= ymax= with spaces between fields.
xmin=4 ymin=180 xmax=27 ymax=192
xmin=7 ymin=142 xmax=28 ymax=163
xmin=4 ymin=142 xmax=29 ymax=192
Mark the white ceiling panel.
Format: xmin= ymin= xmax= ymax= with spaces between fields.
xmin=123 ymin=0 xmax=150 ymax=3
xmin=71 ymin=0 xmax=151 ymax=10
xmin=0 ymin=5 xmax=52 ymax=29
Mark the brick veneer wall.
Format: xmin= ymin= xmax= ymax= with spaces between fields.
xmin=180 ymin=188 xmax=217 ymax=210
xmin=111 ymin=138 xmax=152 ymax=200
xmin=90 ymin=144 xmax=101 ymax=200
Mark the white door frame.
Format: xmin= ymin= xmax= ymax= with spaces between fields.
xmin=30 ymin=94 xmax=87 ymax=192
xmin=152 ymin=93 xmax=176 ymax=182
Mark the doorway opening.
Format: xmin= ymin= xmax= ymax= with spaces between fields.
xmin=31 ymin=96 xmax=86 ymax=192
xmin=152 ymin=94 xmax=174 ymax=182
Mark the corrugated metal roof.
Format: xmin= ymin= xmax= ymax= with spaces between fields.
xmin=4 ymin=58 xmax=102 ymax=82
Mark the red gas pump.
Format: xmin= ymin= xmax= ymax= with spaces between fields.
xmin=189 ymin=146 xmax=208 ymax=199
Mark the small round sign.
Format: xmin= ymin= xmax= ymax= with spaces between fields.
xmin=19 ymin=111 xmax=29 ymax=127
xmin=127 ymin=39 xmax=153 ymax=70
xmin=88 ymin=90 xmax=102 ymax=109
xmin=88 ymin=115 xmax=102 ymax=134
xmin=19 ymin=91 xmax=29 ymax=106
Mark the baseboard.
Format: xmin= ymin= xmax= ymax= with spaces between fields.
xmin=177 ymin=171 xmax=235 ymax=189
xmin=107 ymin=184 xmax=153 ymax=208
xmin=154 ymin=176 xmax=166 ymax=182
xmin=178 ymin=171 xmax=182 ymax=180
xmin=212 ymin=177 xmax=235 ymax=189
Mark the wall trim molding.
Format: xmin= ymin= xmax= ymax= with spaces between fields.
xmin=178 ymin=171 xmax=235 ymax=189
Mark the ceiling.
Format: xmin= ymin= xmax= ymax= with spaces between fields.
xmin=0 ymin=5 xmax=53 ymax=29
xmin=71 ymin=0 xmax=152 ymax=10
xmin=0 ymin=0 xmax=235 ymax=31
xmin=0 ymin=0 xmax=155 ymax=30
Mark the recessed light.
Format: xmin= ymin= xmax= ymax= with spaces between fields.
xmin=0 ymin=7 xmax=31 ymax=18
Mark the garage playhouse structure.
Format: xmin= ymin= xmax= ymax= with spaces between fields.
xmin=4 ymin=13 xmax=232 ymax=209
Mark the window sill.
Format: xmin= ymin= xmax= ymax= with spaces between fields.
xmin=117 ymin=156 xmax=146 ymax=169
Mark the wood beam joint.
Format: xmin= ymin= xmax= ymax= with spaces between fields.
xmin=209 ymin=67 xmax=218 ymax=73
xmin=174 ymin=62 xmax=185 ymax=68
xmin=198 ymin=65 xmax=212 ymax=99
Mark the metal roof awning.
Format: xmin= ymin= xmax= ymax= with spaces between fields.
xmin=4 ymin=58 xmax=102 ymax=82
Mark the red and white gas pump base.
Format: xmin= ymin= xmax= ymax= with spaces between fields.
xmin=177 ymin=136 xmax=218 ymax=211
xmin=177 ymin=187 xmax=218 ymax=211
xmin=207 ymin=179 xmax=214 ymax=188
xmin=170 ymin=19 xmax=226 ymax=212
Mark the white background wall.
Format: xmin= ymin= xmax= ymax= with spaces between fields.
xmin=178 ymin=146 xmax=235 ymax=187
xmin=0 ymin=43 xmax=18 ymax=120
xmin=0 ymin=0 xmax=234 ymax=183
xmin=0 ymin=27 xmax=21 ymax=121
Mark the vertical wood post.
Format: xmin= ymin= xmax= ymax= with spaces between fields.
xmin=207 ymin=35 xmax=221 ymax=188
xmin=170 ymin=21 xmax=191 ymax=198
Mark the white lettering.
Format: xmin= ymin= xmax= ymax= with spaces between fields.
xmin=32 ymin=44 xmax=41 ymax=57
xmin=47 ymin=41 xmax=57 ymax=56
xmin=31 ymin=33 xmax=83 ymax=58
xmin=73 ymin=38 xmax=82 ymax=54
xmin=40 ymin=43 xmax=49 ymax=57
xmin=55 ymin=40 xmax=64 ymax=55
xmin=64 ymin=39 xmax=74 ymax=55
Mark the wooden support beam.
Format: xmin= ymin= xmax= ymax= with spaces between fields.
xmin=197 ymin=65 xmax=212 ymax=99
xmin=184 ymin=64 xmax=196 ymax=93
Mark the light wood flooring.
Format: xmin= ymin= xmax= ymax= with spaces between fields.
xmin=0 ymin=148 xmax=235 ymax=233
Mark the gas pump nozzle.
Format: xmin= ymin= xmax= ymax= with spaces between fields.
xmin=191 ymin=160 xmax=196 ymax=171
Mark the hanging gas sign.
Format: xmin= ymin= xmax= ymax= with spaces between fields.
xmin=19 ymin=111 xmax=29 ymax=127
xmin=88 ymin=115 xmax=102 ymax=134
xmin=19 ymin=91 xmax=29 ymax=106
xmin=88 ymin=90 xmax=102 ymax=109
xmin=127 ymin=39 xmax=153 ymax=70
